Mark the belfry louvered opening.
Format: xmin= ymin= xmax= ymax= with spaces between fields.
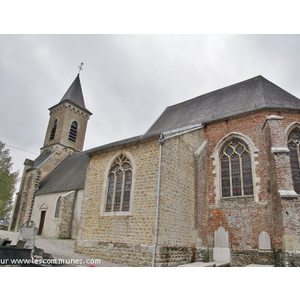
xmin=50 ymin=119 xmax=58 ymax=140
xmin=68 ymin=121 xmax=78 ymax=142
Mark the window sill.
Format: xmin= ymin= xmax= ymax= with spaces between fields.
xmin=221 ymin=195 xmax=254 ymax=202
xmin=214 ymin=195 xmax=267 ymax=208
xmin=102 ymin=211 xmax=133 ymax=217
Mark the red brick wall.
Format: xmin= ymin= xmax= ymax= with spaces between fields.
xmin=195 ymin=109 xmax=300 ymax=250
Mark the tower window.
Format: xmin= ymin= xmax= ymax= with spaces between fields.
xmin=50 ymin=119 xmax=58 ymax=140
xmin=68 ymin=121 xmax=78 ymax=142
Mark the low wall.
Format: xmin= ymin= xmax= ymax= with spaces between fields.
xmin=75 ymin=241 xmax=300 ymax=267
xmin=230 ymin=249 xmax=275 ymax=266
xmin=75 ymin=241 xmax=211 ymax=267
xmin=276 ymin=250 xmax=300 ymax=267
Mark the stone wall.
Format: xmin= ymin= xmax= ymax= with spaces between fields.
xmin=231 ymin=249 xmax=275 ymax=266
xmin=276 ymin=250 xmax=300 ymax=267
xmin=11 ymin=168 xmax=41 ymax=232
xmin=76 ymin=137 xmax=161 ymax=263
xmin=158 ymin=130 xmax=203 ymax=247
xmin=43 ymin=101 xmax=91 ymax=152
xmin=75 ymin=240 xmax=211 ymax=267
xmin=76 ymin=130 xmax=207 ymax=267
xmin=57 ymin=191 xmax=76 ymax=239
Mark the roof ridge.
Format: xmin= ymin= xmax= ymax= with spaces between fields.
xmin=166 ymin=75 xmax=264 ymax=109
xmin=144 ymin=75 xmax=300 ymax=136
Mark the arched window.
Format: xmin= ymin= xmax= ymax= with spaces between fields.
xmin=220 ymin=139 xmax=253 ymax=197
xmin=50 ymin=119 xmax=58 ymax=140
xmin=54 ymin=196 xmax=61 ymax=218
xmin=288 ymin=128 xmax=300 ymax=193
xmin=68 ymin=121 xmax=78 ymax=142
xmin=105 ymin=154 xmax=132 ymax=212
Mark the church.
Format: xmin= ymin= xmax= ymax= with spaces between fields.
xmin=10 ymin=73 xmax=300 ymax=267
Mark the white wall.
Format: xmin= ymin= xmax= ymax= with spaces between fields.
xmin=31 ymin=189 xmax=84 ymax=239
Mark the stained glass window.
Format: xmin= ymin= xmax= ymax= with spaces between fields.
xmin=288 ymin=128 xmax=300 ymax=193
xmin=220 ymin=139 xmax=253 ymax=198
xmin=105 ymin=155 xmax=132 ymax=212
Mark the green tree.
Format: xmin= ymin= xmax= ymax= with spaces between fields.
xmin=0 ymin=141 xmax=19 ymax=220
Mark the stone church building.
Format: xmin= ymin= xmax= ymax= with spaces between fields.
xmin=10 ymin=73 xmax=300 ymax=266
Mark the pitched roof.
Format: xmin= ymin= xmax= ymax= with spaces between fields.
xmin=35 ymin=152 xmax=89 ymax=195
xmin=59 ymin=74 xmax=91 ymax=114
xmin=85 ymin=135 xmax=144 ymax=155
xmin=144 ymin=75 xmax=300 ymax=137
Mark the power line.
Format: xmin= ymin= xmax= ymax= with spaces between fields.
xmin=6 ymin=144 xmax=39 ymax=156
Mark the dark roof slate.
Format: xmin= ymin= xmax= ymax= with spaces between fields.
xmin=59 ymin=74 xmax=91 ymax=113
xmin=35 ymin=152 xmax=89 ymax=195
xmin=85 ymin=135 xmax=145 ymax=155
xmin=144 ymin=75 xmax=300 ymax=137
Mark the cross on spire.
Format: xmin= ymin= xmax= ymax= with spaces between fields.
xmin=78 ymin=61 xmax=84 ymax=74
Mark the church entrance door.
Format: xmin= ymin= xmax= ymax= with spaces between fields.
xmin=38 ymin=211 xmax=46 ymax=235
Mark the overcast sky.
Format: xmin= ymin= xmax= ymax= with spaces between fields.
xmin=1 ymin=34 xmax=300 ymax=187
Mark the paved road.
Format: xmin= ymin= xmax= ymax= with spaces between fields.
xmin=0 ymin=230 xmax=126 ymax=267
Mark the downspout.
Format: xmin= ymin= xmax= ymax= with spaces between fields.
xmin=152 ymin=134 xmax=164 ymax=267
xmin=68 ymin=189 xmax=78 ymax=239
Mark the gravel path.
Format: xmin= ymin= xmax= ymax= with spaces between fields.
xmin=0 ymin=230 xmax=126 ymax=267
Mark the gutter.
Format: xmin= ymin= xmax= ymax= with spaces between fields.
xmin=151 ymin=123 xmax=204 ymax=267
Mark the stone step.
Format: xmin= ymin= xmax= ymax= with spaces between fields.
xmin=178 ymin=261 xmax=230 ymax=267
xmin=245 ymin=264 xmax=274 ymax=267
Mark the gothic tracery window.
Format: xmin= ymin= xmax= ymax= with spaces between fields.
xmin=220 ymin=139 xmax=253 ymax=198
xmin=288 ymin=128 xmax=300 ymax=193
xmin=105 ymin=155 xmax=132 ymax=212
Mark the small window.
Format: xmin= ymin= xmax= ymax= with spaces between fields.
xmin=105 ymin=155 xmax=132 ymax=213
xmin=54 ymin=196 xmax=61 ymax=218
xmin=288 ymin=128 xmax=300 ymax=193
xmin=68 ymin=121 xmax=78 ymax=142
xmin=50 ymin=119 xmax=58 ymax=140
xmin=220 ymin=139 xmax=253 ymax=197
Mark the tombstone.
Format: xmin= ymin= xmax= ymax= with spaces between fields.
xmin=213 ymin=225 xmax=231 ymax=262
xmin=259 ymin=231 xmax=271 ymax=250
xmin=17 ymin=221 xmax=36 ymax=249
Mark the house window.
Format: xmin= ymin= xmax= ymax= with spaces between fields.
xmin=54 ymin=196 xmax=61 ymax=218
xmin=288 ymin=128 xmax=300 ymax=193
xmin=105 ymin=155 xmax=132 ymax=212
xmin=50 ymin=119 xmax=58 ymax=140
xmin=68 ymin=121 xmax=78 ymax=142
xmin=220 ymin=139 xmax=253 ymax=197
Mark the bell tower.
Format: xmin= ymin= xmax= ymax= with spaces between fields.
xmin=42 ymin=73 xmax=92 ymax=154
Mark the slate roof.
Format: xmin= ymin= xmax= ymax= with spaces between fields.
xmin=144 ymin=75 xmax=300 ymax=137
xmin=85 ymin=135 xmax=144 ymax=155
xmin=51 ymin=74 xmax=91 ymax=114
xmin=35 ymin=152 xmax=89 ymax=195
